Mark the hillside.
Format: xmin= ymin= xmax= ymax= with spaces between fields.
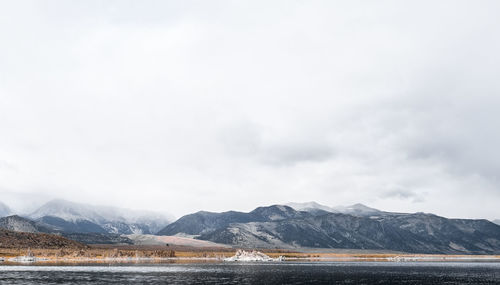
xmin=0 ymin=215 xmax=53 ymax=233
xmin=0 ymin=215 xmax=134 ymax=245
xmin=0 ymin=228 xmax=86 ymax=249
xmin=157 ymin=205 xmax=311 ymax=236
xmin=29 ymin=199 xmax=171 ymax=235
xmin=162 ymin=204 xmax=500 ymax=254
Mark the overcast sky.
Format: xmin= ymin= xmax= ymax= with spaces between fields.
xmin=1 ymin=1 xmax=500 ymax=219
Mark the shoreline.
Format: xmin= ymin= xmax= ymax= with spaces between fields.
xmin=1 ymin=251 xmax=500 ymax=264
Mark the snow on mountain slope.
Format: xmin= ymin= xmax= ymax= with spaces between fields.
xmin=0 ymin=215 xmax=47 ymax=233
xmin=287 ymin=202 xmax=383 ymax=217
xmin=286 ymin=201 xmax=338 ymax=213
xmin=158 ymin=205 xmax=311 ymax=236
xmin=30 ymin=199 xmax=101 ymax=222
xmin=29 ymin=199 xmax=172 ymax=234
xmin=332 ymin=203 xmax=383 ymax=216
xmin=199 ymin=212 xmax=500 ymax=254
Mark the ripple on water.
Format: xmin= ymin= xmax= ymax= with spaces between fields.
xmin=0 ymin=262 xmax=499 ymax=284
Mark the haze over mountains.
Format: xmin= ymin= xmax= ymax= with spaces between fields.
xmin=1 ymin=200 xmax=500 ymax=254
xmin=286 ymin=202 xmax=386 ymax=217
xmin=0 ymin=201 xmax=12 ymax=217
xmin=29 ymin=199 xmax=172 ymax=235
xmin=0 ymin=199 xmax=172 ymax=236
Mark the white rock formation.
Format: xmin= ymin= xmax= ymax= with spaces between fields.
xmin=223 ymin=250 xmax=284 ymax=262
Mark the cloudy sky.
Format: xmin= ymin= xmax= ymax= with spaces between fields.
xmin=1 ymin=1 xmax=499 ymax=219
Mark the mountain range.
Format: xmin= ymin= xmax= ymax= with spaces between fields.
xmin=158 ymin=202 xmax=500 ymax=254
xmin=0 ymin=199 xmax=172 ymax=235
xmin=285 ymin=202 xmax=384 ymax=216
xmin=0 ymin=215 xmax=51 ymax=233
xmin=0 ymin=215 xmax=133 ymax=245
xmin=1 ymin=199 xmax=500 ymax=254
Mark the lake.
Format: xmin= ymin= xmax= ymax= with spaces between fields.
xmin=0 ymin=261 xmax=499 ymax=284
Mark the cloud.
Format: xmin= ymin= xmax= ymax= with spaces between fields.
xmin=381 ymin=189 xmax=425 ymax=203
xmin=218 ymin=121 xmax=334 ymax=166
xmin=0 ymin=1 xmax=500 ymax=219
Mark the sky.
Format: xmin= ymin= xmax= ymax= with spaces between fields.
xmin=1 ymin=0 xmax=500 ymax=219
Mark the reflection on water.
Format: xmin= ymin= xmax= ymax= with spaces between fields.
xmin=0 ymin=262 xmax=499 ymax=284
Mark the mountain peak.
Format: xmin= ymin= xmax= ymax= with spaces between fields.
xmin=332 ymin=203 xmax=381 ymax=216
xmin=286 ymin=201 xmax=337 ymax=213
xmin=29 ymin=199 xmax=97 ymax=222
xmin=286 ymin=201 xmax=382 ymax=216
xmin=28 ymin=199 xmax=172 ymax=235
xmin=348 ymin=203 xmax=378 ymax=211
xmin=250 ymin=205 xmax=305 ymax=221
xmin=0 ymin=215 xmax=45 ymax=233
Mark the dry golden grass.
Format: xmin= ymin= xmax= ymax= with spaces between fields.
xmin=1 ymin=246 xmax=499 ymax=262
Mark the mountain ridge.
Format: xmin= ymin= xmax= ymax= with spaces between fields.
xmin=157 ymin=205 xmax=312 ymax=236
xmin=29 ymin=199 xmax=172 ymax=235
xmin=159 ymin=204 xmax=500 ymax=254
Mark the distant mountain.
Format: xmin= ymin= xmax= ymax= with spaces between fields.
xmin=157 ymin=205 xmax=311 ymax=236
xmin=164 ymin=204 xmax=500 ymax=254
xmin=0 ymin=215 xmax=53 ymax=233
xmin=200 ymin=211 xmax=500 ymax=254
xmin=286 ymin=202 xmax=337 ymax=215
xmin=0 ymin=214 xmax=134 ymax=245
xmin=331 ymin=203 xmax=384 ymax=217
xmin=35 ymin=215 xmax=108 ymax=233
xmin=0 ymin=228 xmax=86 ymax=249
xmin=0 ymin=201 xmax=12 ymax=217
xmin=287 ymin=201 xmax=385 ymax=217
xmin=29 ymin=199 xmax=171 ymax=235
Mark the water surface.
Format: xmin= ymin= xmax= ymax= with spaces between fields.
xmin=1 ymin=261 xmax=499 ymax=284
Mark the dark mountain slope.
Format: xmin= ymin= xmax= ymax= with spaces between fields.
xmin=0 ymin=215 xmax=53 ymax=233
xmin=36 ymin=216 xmax=107 ymax=233
xmin=198 ymin=212 xmax=500 ymax=254
xmin=157 ymin=205 xmax=310 ymax=236
xmin=0 ymin=228 xmax=86 ymax=249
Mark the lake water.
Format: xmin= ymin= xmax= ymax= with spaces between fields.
xmin=1 ymin=262 xmax=499 ymax=284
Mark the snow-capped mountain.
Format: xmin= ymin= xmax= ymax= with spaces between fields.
xmin=331 ymin=203 xmax=383 ymax=216
xmin=287 ymin=201 xmax=384 ymax=217
xmin=157 ymin=205 xmax=311 ymax=236
xmin=286 ymin=201 xmax=338 ymax=213
xmin=0 ymin=201 xmax=12 ymax=217
xmin=162 ymin=204 xmax=500 ymax=254
xmin=0 ymin=215 xmax=51 ymax=233
xmin=29 ymin=199 xmax=172 ymax=235
xmin=198 ymin=210 xmax=500 ymax=254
